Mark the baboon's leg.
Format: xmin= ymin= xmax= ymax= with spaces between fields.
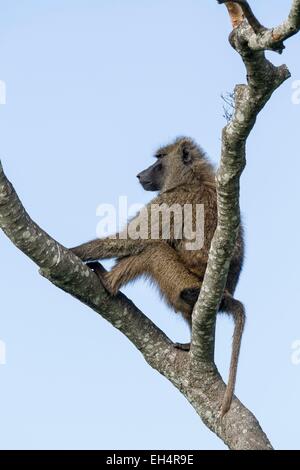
xmin=104 ymin=242 xmax=201 ymax=315
xmin=180 ymin=287 xmax=201 ymax=305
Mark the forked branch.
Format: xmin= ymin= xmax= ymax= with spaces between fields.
xmin=190 ymin=0 xmax=293 ymax=417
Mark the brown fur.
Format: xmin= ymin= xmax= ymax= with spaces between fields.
xmin=71 ymin=137 xmax=245 ymax=414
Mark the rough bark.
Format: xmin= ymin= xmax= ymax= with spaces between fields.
xmin=1 ymin=1 xmax=299 ymax=449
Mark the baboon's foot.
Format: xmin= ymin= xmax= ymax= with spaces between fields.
xmin=86 ymin=262 xmax=114 ymax=295
xmin=180 ymin=287 xmax=200 ymax=306
xmin=174 ymin=342 xmax=191 ymax=352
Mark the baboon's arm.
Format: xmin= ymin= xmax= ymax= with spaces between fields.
xmin=71 ymin=191 xmax=184 ymax=262
xmin=71 ymin=237 xmax=147 ymax=262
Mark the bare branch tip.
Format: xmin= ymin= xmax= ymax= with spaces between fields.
xmin=217 ymin=1 xmax=245 ymax=29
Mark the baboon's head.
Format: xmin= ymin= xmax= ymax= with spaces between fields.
xmin=137 ymin=137 xmax=214 ymax=193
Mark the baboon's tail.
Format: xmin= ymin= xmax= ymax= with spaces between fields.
xmin=219 ymin=291 xmax=246 ymax=416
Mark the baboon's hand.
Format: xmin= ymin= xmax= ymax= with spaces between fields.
xmin=87 ymin=262 xmax=117 ymax=296
xmin=70 ymin=246 xmax=86 ymax=260
xmin=86 ymin=261 xmax=107 ymax=274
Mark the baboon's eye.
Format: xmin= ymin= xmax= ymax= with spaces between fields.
xmin=156 ymin=153 xmax=166 ymax=159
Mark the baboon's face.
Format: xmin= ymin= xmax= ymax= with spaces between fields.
xmin=137 ymin=137 xmax=211 ymax=193
xmin=137 ymin=139 xmax=195 ymax=192
xmin=136 ymin=158 xmax=165 ymax=191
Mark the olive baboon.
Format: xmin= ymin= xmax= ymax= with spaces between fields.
xmin=71 ymin=137 xmax=245 ymax=414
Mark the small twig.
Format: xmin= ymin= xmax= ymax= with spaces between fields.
xmin=221 ymin=91 xmax=235 ymax=122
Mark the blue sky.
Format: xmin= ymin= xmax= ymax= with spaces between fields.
xmin=1 ymin=0 xmax=300 ymax=450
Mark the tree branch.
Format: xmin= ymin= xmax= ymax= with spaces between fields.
xmin=220 ymin=0 xmax=300 ymax=53
xmin=190 ymin=0 xmax=292 ymax=421
xmin=220 ymin=1 xmax=244 ymax=29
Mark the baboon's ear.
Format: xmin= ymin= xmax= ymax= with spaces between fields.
xmin=181 ymin=143 xmax=192 ymax=165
